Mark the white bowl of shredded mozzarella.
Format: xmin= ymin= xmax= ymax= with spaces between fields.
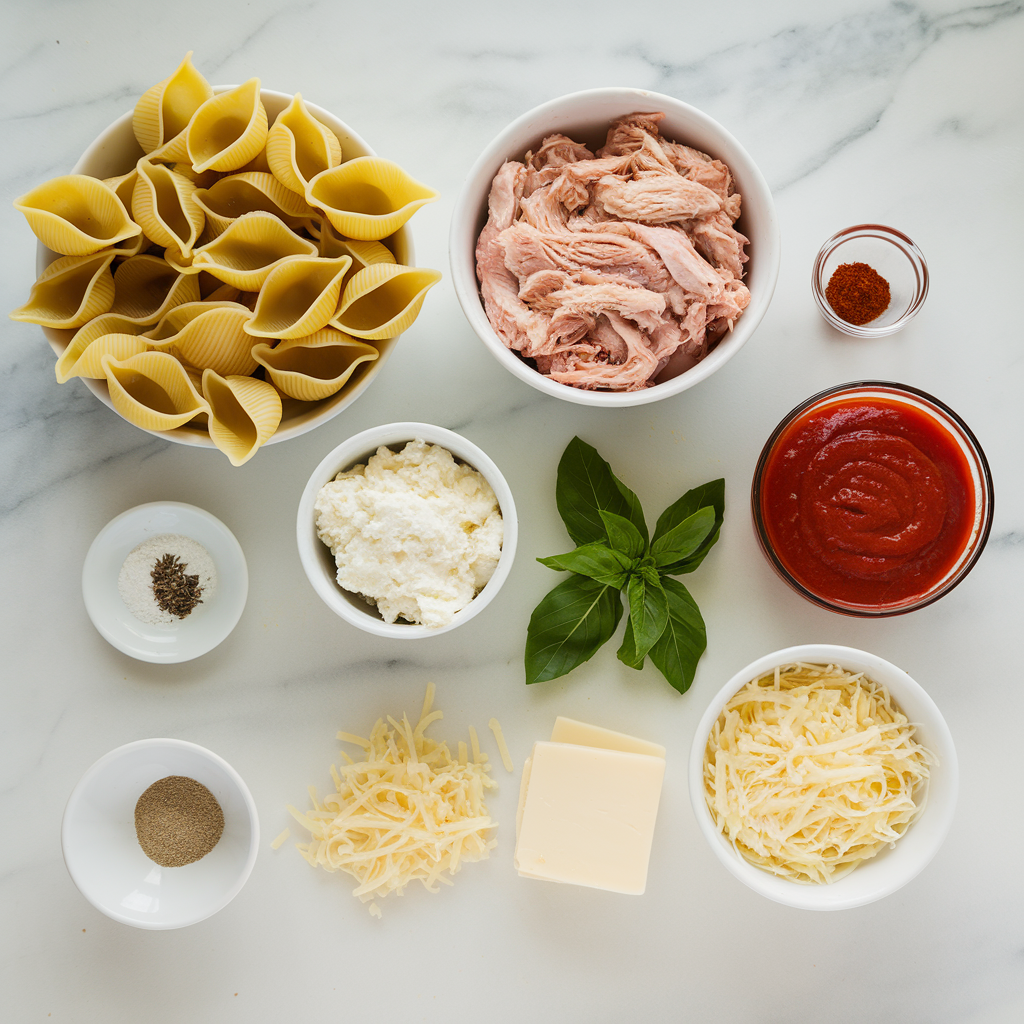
xmin=688 ymin=644 xmax=958 ymax=911
xmin=296 ymin=422 xmax=517 ymax=637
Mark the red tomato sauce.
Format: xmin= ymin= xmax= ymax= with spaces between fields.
xmin=759 ymin=397 xmax=976 ymax=607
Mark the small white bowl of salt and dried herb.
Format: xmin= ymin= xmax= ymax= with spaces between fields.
xmin=525 ymin=437 xmax=723 ymax=693
xmin=82 ymin=501 xmax=248 ymax=663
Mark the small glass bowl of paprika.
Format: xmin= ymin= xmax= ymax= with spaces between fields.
xmin=751 ymin=381 xmax=993 ymax=616
xmin=812 ymin=225 xmax=929 ymax=337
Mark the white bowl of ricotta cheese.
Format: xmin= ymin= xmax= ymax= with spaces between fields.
xmin=296 ymin=422 xmax=518 ymax=638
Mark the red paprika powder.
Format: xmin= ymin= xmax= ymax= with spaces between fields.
xmin=825 ymin=262 xmax=890 ymax=325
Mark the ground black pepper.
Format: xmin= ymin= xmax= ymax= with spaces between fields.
xmin=134 ymin=776 xmax=225 ymax=867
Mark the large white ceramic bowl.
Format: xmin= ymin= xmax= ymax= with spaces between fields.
xmin=62 ymin=738 xmax=259 ymax=929
xmin=35 ymin=88 xmax=413 ymax=449
xmin=450 ymin=87 xmax=780 ymax=406
xmin=297 ymin=422 xmax=517 ymax=638
xmin=688 ymin=644 xmax=958 ymax=911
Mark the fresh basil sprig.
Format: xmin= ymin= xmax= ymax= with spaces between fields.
xmin=525 ymin=437 xmax=724 ymax=694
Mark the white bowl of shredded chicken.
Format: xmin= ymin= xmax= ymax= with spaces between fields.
xmin=450 ymin=88 xmax=780 ymax=404
xmin=688 ymin=644 xmax=957 ymax=911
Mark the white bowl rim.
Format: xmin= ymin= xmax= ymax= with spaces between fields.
xmin=35 ymin=86 xmax=413 ymax=450
xmin=296 ymin=421 xmax=518 ymax=638
xmin=61 ymin=737 xmax=260 ymax=930
xmin=449 ymin=85 xmax=781 ymax=407
xmin=687 ymin=643 xmax=958 ymax=911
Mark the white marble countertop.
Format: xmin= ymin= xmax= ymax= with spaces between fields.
xmin=3 ymin=2 xmax=1023 ymax=1021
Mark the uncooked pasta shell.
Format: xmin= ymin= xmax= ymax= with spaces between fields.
xmin=202 ymin=369 xmax=282 ymax=466
xmin=109 ymin=254 xmax=201 ymax=325
xmin=145 ymin=301 xmax=257 ymax=376
xmin=163 ymin=248 xmax=204 ymax=275
xmin=329 ymin=264 xmax=441 ymax=340
xmin=10 ymin=252 xmax=116 ymax=329
xmin=187 ymin=79 xmax=268 ymax=174
xmin=61 ymin=333 xmax=151 ymax=380
xmin=132 ymin=160 xmax=205 ymax=258
xmin=265 ymin=92 xmax=342 ymax=195
xmin=251 ymin=328 xmax=378 ymax=401
xmin=14 ymin=175 xmax=141 ymax=257
xmin=103 ymin=169 xmax=138 ymax=209
xmin=244 ymin=255 xmax=352 ymax=339
xmin=317 ymin=223 xmax=395 ymax=292
xmin=190 ymin=210 xmax=318 ymax=290
xmin=56 ymin=314 xmax=150 ymax=383
xmin=132 ymin=51 xmax=213 ymax=154
xmin=169 ymin=163 xmax=222 ymax=190
xmin=305 ymin=157 xmax=437 ymax=240
xmin=194 ymin=172 xmax=315 ymax=238
xmin=102 ymin=351 xmax=209 ymax=431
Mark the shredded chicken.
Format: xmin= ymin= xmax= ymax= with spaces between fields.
xmin=475 ymin=112 xmax=751 ymax=391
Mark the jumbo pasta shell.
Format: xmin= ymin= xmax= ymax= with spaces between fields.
xmin=109 ymin=254 xmax=201 ymax=325
xmin=169 ymin=163 xmax=222 ymax=190
xmin=61 ymin=333 xmax=151 ymax=380
xmin=305 ymin=157 xmax=438 ymax=240
xmin=317 ymin=223 xmax=395 ymax=291
xmin=145 ymin=301 xmax=257 ymax=376
xmin=163 ymin=248 xmax=204 ymax=275
xmin=265 ymin=92 xmax=342 ymax=195
xmin=104 ymin=169 xmax=138 ymax=209
xmin=202 ymin=369 xmax=282 ymax=467
xmin=102 ymin=351 xmax=209 ymax=431
xmin=244 ymin=255 xmax=352 ymax=339
xmin=187 ymin=79 xmax=268 ymax=174
xmin=194 ymin=172 xmax=315 ymax=238
xmin=329 ymin=264 xmax=441 ymax=340
xmin=251 ymin=329 xmax=378 ymax=401
xmin=10 ymin=252 xmax=116 ymax=329
xmin=14 ymin=175 xmax=141 ymax=256
xmin=132 ymin=160 xmax=205 ymax=258
xmin=56 ymin=314 xmax=150 ymax=383
xmin=132 ymin=51 xmax=213 ymax=154
xmin=190 ymin=211 xmax=319 ymax=290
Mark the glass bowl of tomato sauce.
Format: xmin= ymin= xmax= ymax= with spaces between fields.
xmin=751 ymin=382 xmax=993 ymax=616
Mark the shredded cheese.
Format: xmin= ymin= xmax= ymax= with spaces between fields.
xmin=703 ymin=663 xmax=934 ymax=884
xmin=288 ymin=683 xmax=498 ymax=914
xmin=488 ymin=718 xmax=514 ymax=772
xmin=270 ymin=828 xmax=290 ymax=850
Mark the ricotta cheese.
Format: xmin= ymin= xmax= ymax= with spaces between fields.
xmin=314 ymin=439 xmax=503 ymax=628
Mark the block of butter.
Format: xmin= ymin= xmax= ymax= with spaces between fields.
xmin=514 ymin=717 xmax=665 ymax=895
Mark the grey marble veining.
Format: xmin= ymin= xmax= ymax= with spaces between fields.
xmin=2 ymin=1 xmax=1024 ymax=1021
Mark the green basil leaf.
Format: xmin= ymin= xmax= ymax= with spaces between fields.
xmin=651 ymin=506 xmax=716 ymax=569
xmin=648 ymin=578 xmax=707 ymax=694
xmin=599 ymin=510 xmax=647 ymax=559
xmin=537 ymin=542 xmax=632 ymax=588
xmin=525 ymin=575 xmax=624 ymax=685
xmin=616 ymin=616 xmax=645 ymax=671
xmin=625 ymin=574 xmax=669 ymax=661
xmin=555 ymin=437 xmax=648 ymax=546
xmin=653 ymin=478 xmax=725 ymax=574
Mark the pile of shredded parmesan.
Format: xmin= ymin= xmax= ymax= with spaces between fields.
xmin=703 ymin=663 xmax=934 ymax=884
xmin=288 ymin=684 xmax=499 ymax=916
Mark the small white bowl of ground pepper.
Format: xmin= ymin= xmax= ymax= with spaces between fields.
xmin=82 ymin=502 xmax=248 ymax=663
xmin=812 ymin=224 xmax=929 ymax=337
xmin=61 ymin=738 xmax=259 ymax=929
